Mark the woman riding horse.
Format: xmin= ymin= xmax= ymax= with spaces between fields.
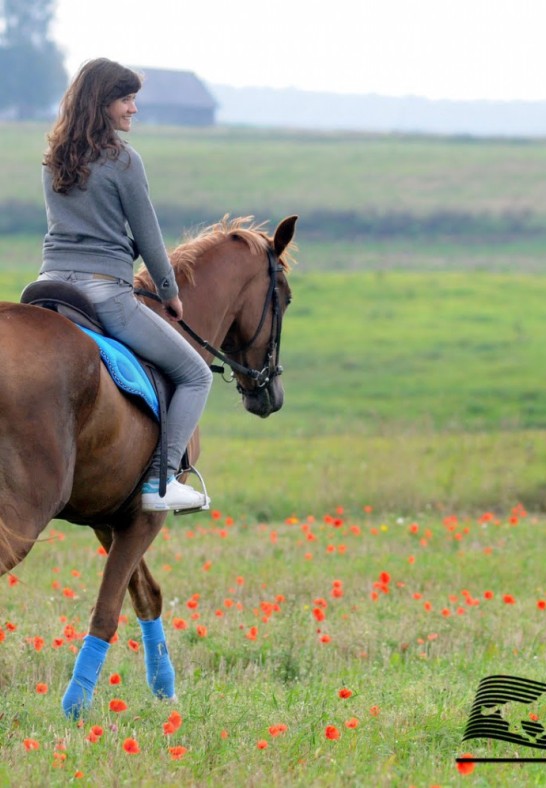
xmin=40 ymin=57 xmax=212 ymax=513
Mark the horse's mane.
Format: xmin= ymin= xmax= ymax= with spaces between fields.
xmin=134 ymin=215 xmax=295 ymax=291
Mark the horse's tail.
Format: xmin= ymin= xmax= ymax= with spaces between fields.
xmin=0 ymin=515 xmax=34 ymax=575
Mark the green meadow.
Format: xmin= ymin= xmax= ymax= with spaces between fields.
xmin=3 ymin=124 xmax=546 ymax=785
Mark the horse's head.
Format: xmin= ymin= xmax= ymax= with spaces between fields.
xmin=222 ymin=216 xmax=297 ymax=418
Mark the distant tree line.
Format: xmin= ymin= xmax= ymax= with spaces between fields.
xmin=0 ymin=0 xmax=66 ymax=119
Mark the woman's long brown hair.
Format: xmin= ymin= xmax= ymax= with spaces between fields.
xmin=44 ymin=58 xmax=141 ymax=193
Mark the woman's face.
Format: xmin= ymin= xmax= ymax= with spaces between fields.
xmin=107 ymin=94 xmax=138 ymax=132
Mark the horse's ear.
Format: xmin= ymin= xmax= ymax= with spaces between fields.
xmin=274 ymin=215 xmax=298 ymax=257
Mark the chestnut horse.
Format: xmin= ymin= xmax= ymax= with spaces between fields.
xmin=0 ymin=215 xmax=296 ymax=718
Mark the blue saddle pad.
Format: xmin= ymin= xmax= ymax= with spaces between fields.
xmin=78 ymin=325 xmax=159 ymax=419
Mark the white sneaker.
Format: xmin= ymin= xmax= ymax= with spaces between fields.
xmin=142 ymin=476 xmax=210 ymax=512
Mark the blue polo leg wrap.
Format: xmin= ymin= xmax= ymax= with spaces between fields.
xmin=138 ymin=617 xmax=176 ymax=699
xmin=62 ymin=634 xmax=110 ymax=720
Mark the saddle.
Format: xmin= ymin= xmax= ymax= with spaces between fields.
xmin=20 ymin=280 xmax=178 ymax=499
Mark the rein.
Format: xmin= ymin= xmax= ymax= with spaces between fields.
xmin=134 ymin=247 xmax=285 ymax=392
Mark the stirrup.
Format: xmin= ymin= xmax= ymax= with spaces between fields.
xmin=173 ymin=465 xmax=210 ymax=516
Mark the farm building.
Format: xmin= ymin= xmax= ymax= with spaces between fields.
xmin=134 ymin=67 xmax=217 ymax=126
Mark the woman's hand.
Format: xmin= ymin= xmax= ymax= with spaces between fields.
xmin=163 ymin=295 xmax=184 ymax=322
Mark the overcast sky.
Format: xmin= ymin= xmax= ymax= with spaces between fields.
xmin=53 ymin=0 xmax=546 ymax=101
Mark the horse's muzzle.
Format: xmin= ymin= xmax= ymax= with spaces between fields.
xmin=241 ymin=376 xmax=284 ymax=418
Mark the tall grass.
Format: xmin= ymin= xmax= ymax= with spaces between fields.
xmin=1 ymin=506 xmax=546 ymax=785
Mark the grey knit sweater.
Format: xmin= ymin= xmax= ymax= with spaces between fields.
xmin=41 ymin=143 xmax=178 ymax=301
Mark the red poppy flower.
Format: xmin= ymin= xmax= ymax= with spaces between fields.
xmin=345 ymin=717 xmax=359 ymax=728
xmin=23 ymin=738 xmax=40 ymax=751
xmin=109 ymin=699 xmax=128 ymax=713
xmin=338 ymin=688 xmax=352 ymax=699
xmin=269 ymin=724 xmax=288 ymax=736
xmin=196 ymin=625 xmax=207 ymax=637
xmin=35 ymin=682 xmax=48 ymax=694
xmin=109 ymin=673 xmax=121 ymax=685
xmin=256 ymin=739 xmax=268 ymax=749
xmin=122 ymin=737 xmax=140 ymax=754
xmin=325 ymin=726 xmax=340 ymax=740
xmin=168 ymin=711 xmax=182 ymax=729
xmin=127 ymin=639 xmax=140 ymax=651
xmin=456 ymin=754 xmax=475 ymax=775
xmin=169 ymin=745 xmax=188 ymax=759
xmin=172 ymin=618 xmax=188 ymax=630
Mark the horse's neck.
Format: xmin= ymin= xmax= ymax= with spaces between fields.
xmin=180 ymin=252 xmax=251 ymax=359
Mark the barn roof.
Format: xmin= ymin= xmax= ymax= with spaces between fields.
xmin=135 ymin=67 xmax=217 ymax=109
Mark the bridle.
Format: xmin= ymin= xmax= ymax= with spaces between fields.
xmin=134 ymin=246 xmax=287 ymax=395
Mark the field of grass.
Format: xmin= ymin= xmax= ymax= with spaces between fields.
xmin=4 ymin=124 xmax=546 ymax=785
xmin=3 ymin=259 xmax=546 ymax=516
xmin=2 ymin=505 xmax=546 ymax=786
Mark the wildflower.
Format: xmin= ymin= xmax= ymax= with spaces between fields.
xmin=338 ymin=688 xmax=353 ymax=699
xmin=484 ymin=590 xmax=494 ymax=600
xmin=23 ymin=738 xmax=40 ymax=751
xmin=122 ymin=738 xmax=140 ymax=754
xmin=312 ymin=608 xmax=325 ymax=622
xmin=128 ymin=639 xmax=140 ymax=651
xmin=503 ymin=594 xmax=516 ymax=605
xmin=320 ymin=634 xmax=331 ymax=643
xmin=172 ymin=618 xmax=188 ymax=630
xmin=196 ymin=625 xmax=207 ymax=637
xmin=109 ymin=699 xmax=128 ymax=713
xmin=269 ymin=724 xmax=288 ymax=736
xmin=74 ymin=771 xmax=84 ymax=778
xmin=456 ymin=754 xmax=475 ymax=775
xmin=52 ymin=638 xmax=64 ymax=648
xmin=32 ymin=636 xmax=45 ymax=652
xmin=35 ymin=682 xmax=48 ymax=694
xmin=8 ymin=574 xmax=19 ymax=586
xmin=256 ymin=739 xmax=268 ymax=749
xmin=86 ymin=724 xmax=104 ymax=743
xmin=369 ymin=705 xmax=380 ymax=716
xmin=62 ymin=587 xmax=76 ymax=598
xmin=109 ymin=673 xmax=122 ymax=685
xmin=168 ymin=711 xmax=182 ymax=730
xmin=325 ymin=725 xmax=340 ymax=740
xmin=538 ymin=600 xmax=546 ymax=611
xmin=163 ymin=721 xmax=176 ymax=735
xmin=345 ymin=717 xmax=359 ymax=728
xmin=169 ymin=745 xmax=188 ymax=760
xmin=246 ymin=626 xmax=258 ymax=640
xmin=220 ymin=729 xmax=229 ymax=739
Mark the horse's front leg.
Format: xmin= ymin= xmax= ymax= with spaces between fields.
xmin=62 ymin=512 xmax=167 ymax=719
xmin=94 ymin=526 xmax=176 ymax=701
